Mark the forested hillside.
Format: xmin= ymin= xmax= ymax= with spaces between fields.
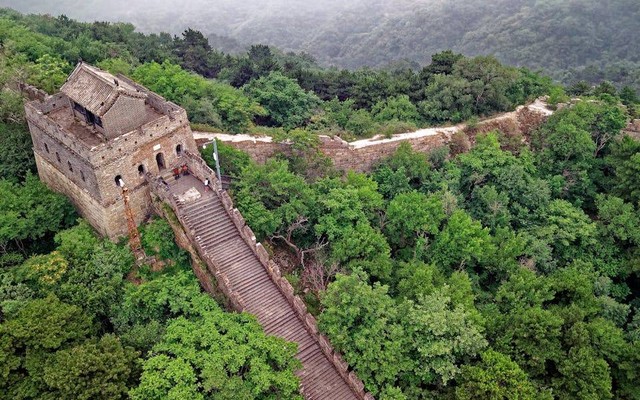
xmin=0 ymin=7 xmax=565 ymax=140
xmin=3 ymin=0 xmax=640 ymax=90
xmin=1 ymin=7 xmax=640 ymax=400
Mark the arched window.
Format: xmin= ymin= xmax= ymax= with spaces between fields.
xmin=176 ymin=144 xmax=183 ymax=156
xmin=67 ymin=161 xmax=73 ymax=172
xmin=114 ymin=175 xmax=124 ymax=187
xmin=44 ymin=143 xmax=49 ymax=153
xmin=80 ymin=171 xmax=86 ymax=182
xmin=55 ymin=152 xmax=61 ymax=163
xmin=138 ymin=164 xmax=145 ymax=176
xmin=156 ymin=153 xmax=165 ymax=170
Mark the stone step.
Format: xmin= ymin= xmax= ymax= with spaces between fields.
xmin=197 ymin=222 xmax=239 ymax=238
xmin=153 ymin=172 xmax=362 ymax=400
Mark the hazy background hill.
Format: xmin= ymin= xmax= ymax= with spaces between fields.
xmin=2 ymin=0 xmax=639 ymax=87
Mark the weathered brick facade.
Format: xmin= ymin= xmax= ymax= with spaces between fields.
xmin=25 ymin=63 xmax=197 ymax=239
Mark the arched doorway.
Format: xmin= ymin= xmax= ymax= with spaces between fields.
xmin=176 ymin=144 xmax=183 ymax=156
xmin=156 ymin=153 xmax=165 ymax=170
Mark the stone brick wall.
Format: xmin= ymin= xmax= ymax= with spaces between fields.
xmin=211 ymin=102 xmax=552 ymax=173
xmin=18 ymin=82 xmax=48 ymax=102
xmin=28 ymin=120 xmax=103 ymax=201
xmin=326 ymin=133 xmax=451 ymax=172
xmin=97 ymin=124 xmax=197 ymax=208
xmin=27 ymin=81 xmax=198 ymax=239
xmin=35 ymin=152 xmax=110 ymax=236
xmin=25 ymin=101 xmax=95 ymax=163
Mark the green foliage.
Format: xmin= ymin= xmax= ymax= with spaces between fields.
xmin=371 ymin=94 xmax=420 ymax=124
xmin=320 ymin=272 xmax=486 ymax=398
xmin=200 ymin=139 xmax=251 ymax=177
xmin=385 ymin=191 xmax=444 ymax=253
xmin=372 ymin=142 xmax=433 ymax=197
xmin=140 ymin=218 xmax=190 ymax=271
xmin=0 ymin=295 xmax=138 ymax=400
xmin=533 ymin=99 xmax=626 ymax=205
xmin=110 ymin=271 xmax=212 ymax=348
xmin=0 ymin=295 xmax=92 ymax=397
xmin=27 ymin=54 xmax=69 ymax=94
xmin=244 ymin=71 xmax=321 ymax=129
xmin=132 ymin=61 xmax=263 ymax=133
xmin=428 ymin=209 xmax=494 ymax=271
xmin=234 ymin=158 xmax=313 ymax=240
xmin=318 ymin=273 xmax=409 ymax=396
xmin=42 ymin=334 xmax=139 ymax=400
xmin=0 ymin=175 xmax=76 ymax=264
xmin=130 ymin=294 xmax=302 ymax=399
xmin=0 ymin=122 xmax=36 ymax=183
xmin=606 ymin=136 xmax=640 ymax=205
xmin=455 ymin=350 xmax=543 ymax=400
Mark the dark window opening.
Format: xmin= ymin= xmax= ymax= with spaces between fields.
xmin=138 ymin=164 xmax=145 ymax=175
xmin=74 ymin=100 xmax=102 ymax=128
xmin=176 ymin=144 xmax=183 ymax=156
xmin=156 ymin=153 xmax=165 ymax=170
xmin=67 ymin=161 xmax=73 ymax=172
xmin=73 ymin=101 xmax=86 ymax=115
xmin=86 ymin=110 xmax=97 ymax=125
xmin=114 ymin=175 xmax=124 ymax=187
xmin=55 ymin=152 xmax=61 ymax=163
xmin=80 ymin=171 xmax=86 ymax=182
xmin=44 ymin=143 xmax=49 ymax=153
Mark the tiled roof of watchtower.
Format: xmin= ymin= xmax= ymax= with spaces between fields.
xmin=61 ymin=62 xmax=147 ymax=117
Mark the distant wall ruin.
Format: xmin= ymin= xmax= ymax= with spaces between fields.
xmin=625 ymin=119 xmax=640 ymax=140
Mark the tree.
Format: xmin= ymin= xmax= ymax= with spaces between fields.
xmin=319 ymin=273 xmax=410 ymax=396
xmin=456 ymin=350 xmax=543 ymax=400
xmin=0 ymin=123 xmax=35 ymax=184
xmin=402 ymin=289 xmax=487 ymax=388
xmin=131 ymin=307 xmax=302 ymax=399
xmin=419 ymin=74 xmax=474 ymax=123
xmin=424 ymin=50 xmax=464 ymax=76
xmin=0 ymin=295 xmax=94 ymax=398
xmin=42 ymin=335 xmax=139 ymax=400
xmin=244 ymin=71 xmax=321 ymax=129
xmin=0 ymin=175 xmax=76 ymax=263
xmin=606 ymin=136 xmax=640 ymax=204
xmin=27 ymin=54 xmax=69 ymax=94
xmin=428 ymin=210 xmax=494 ymax=271
xmin=372 ymin=142 xmax=433 ymax=194
xmin=533 ymin=100 xmax=626 ymax=205
xmin=234 ymin=159 xmax=313 ymax=241
xmin=132 ymin=61 xmax=262 ymax=133
xmin=532 ymin=199 xmax=596 ymax=268
xmin=384 ymin=191 xmax=445 ymax=252
xmin=371 ymin=94 xmax=420 ymax=124
xmin=552 ymin=346 xmax=612 ymax=400
xmin=173 ymin=28 xmax=218 ymax=78
xmin=110 ymin=271 xmax=214 ymax=351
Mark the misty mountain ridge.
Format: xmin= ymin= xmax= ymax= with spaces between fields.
xmin=2 ymin=0 xmax=639 ymax=89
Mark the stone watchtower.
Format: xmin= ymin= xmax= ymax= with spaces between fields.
xmin=25 ymin=62 xmax=197 ymax=238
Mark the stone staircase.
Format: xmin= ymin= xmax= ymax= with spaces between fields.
xmin=155 ymin=166 xmax=368 ymax=400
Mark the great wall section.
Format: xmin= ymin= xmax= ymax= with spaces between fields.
xmin=148 ymin=152 xmax=371 ymax=400
xmin=24 ymin=62 xmax=640 ymax=399
xmin=195 ymin=98 xmax=554 ymax=172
